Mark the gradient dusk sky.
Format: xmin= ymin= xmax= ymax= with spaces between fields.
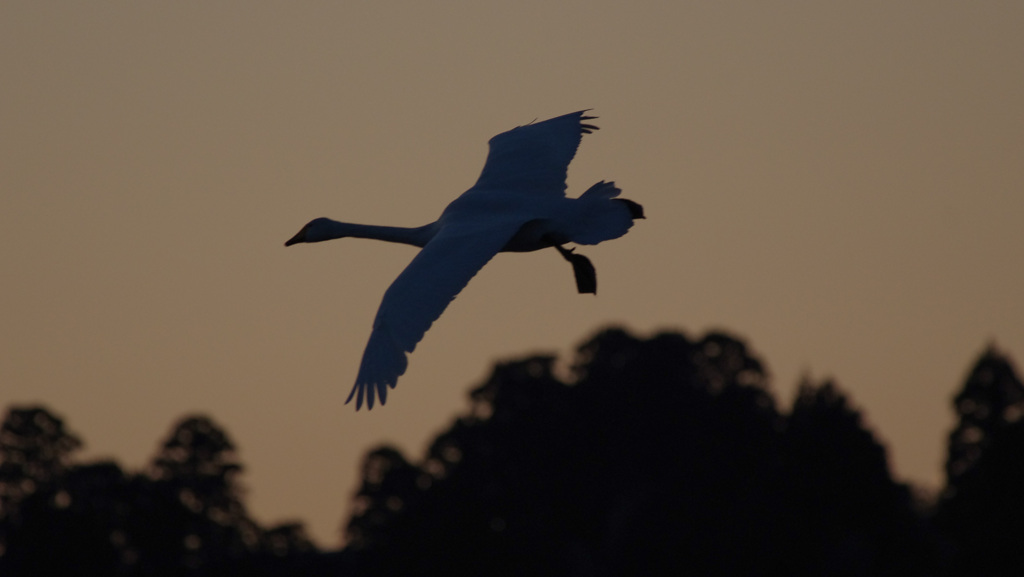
xmin=3 ymin=2 xmax=1022 ymax=546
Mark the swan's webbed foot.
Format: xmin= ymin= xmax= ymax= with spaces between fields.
xmin=554 ymin=245 xmax=597 ymax=295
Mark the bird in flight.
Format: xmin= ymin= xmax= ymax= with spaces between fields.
xmin=285 ymin=111 xmax=643 ymax=410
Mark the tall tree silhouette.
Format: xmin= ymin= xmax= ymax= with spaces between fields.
xmin=131 ymin=414 xmax=263 ymax=573
xmin=0 ymin=406 xmax=81 ymax=518
xmin=938 ymin=347 xmax=1024 ymax=576
xmin=0 ymin=406 xmax=87 ymax=573
xmin=784 ymin=380 xmax=942 ymax=576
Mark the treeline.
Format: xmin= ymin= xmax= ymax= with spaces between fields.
xmin=1 ymin=327 xmax=1022 ymax=576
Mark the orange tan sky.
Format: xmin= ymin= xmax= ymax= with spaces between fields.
xmin=3 ymin=2 xmax=1023 ymax=546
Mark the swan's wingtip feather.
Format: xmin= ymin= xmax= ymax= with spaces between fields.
xmin=344 ymin=376 xmax=396 ymax=411
xmin=344 ymin=382 xmax=366 ymax=411
xmin=347 ymin=322 xmax=411 ymax=410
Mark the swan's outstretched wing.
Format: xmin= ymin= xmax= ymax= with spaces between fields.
xmin=347 ymin=221 xmax=523 ymax=410
xmin=472 ymin=110 xmax=598 ymax=195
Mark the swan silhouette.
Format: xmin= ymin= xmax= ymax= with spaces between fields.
xmin=285 ymin=111 xmax=644 ymax=410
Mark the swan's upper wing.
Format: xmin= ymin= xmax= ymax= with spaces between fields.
xmin=347 ymin=220 xmax=523 ymax=410
xmin=472 ymin=110 xmax=598 ymax=195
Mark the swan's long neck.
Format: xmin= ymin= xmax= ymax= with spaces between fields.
xmin=319 ymin=219 xmax=438 ymax=248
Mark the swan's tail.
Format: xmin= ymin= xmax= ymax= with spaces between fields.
xmin=570 ymin=181 xmax=644 ymax=245
xmin=580 ymin=180 xmax=622 ymax=201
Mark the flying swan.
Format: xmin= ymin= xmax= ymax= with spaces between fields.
xmin=285 ymin=111 xmax=644 ymax=410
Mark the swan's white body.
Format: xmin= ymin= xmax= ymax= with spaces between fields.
xmin=286 ymin=111 xmax=642 ymax=409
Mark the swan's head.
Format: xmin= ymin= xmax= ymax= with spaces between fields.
xmin=284 ymin=217 xmax=334 ymax=246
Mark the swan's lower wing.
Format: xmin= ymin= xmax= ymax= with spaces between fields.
xmin=347 ymin=222 xmax=522 ymax=410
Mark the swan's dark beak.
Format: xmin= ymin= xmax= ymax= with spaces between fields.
xmin=284 ymin=228 xmax=307 ymax=246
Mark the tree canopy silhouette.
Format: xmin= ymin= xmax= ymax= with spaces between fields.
xmin=345 ymin=328 xmax=942 ymax=576
xmin=937 ymin=347 xmax=1024 ymax=577
xmin=0 ymin=410 xmax=326 ymax=576
xmin=2 ymin=328 xmax=1022 ymax=576
xmin=0 ymin=406 xmax=81 ymax=515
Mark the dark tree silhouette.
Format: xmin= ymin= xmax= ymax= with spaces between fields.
xmin=1 ymin=461 xmax=139 ymax=575
xmin=5 ymin=329 xmax=1021 ymax=576
xmin=0 ymin=406 xmax=88 ymax=573
xmin=128 ymin=414 xmax=318 ymax=575
xmin=0 ymin=410 xmax=332 ymax=577
xmin=938 ymin=347 xmax=1024 ymax=577
xmin=783 ymin=380 xmax=943 ymax=576
xmin=944 ymin=346 xmax=1024 ymax=486
xmin=344 ymin=327 xmax=941 ymax=576
xmin=0 ymin=406 xmax=81 ymax=518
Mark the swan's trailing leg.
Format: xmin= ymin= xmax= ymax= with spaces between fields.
xmin=555 ymin=245 xmax=597 ymax=294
